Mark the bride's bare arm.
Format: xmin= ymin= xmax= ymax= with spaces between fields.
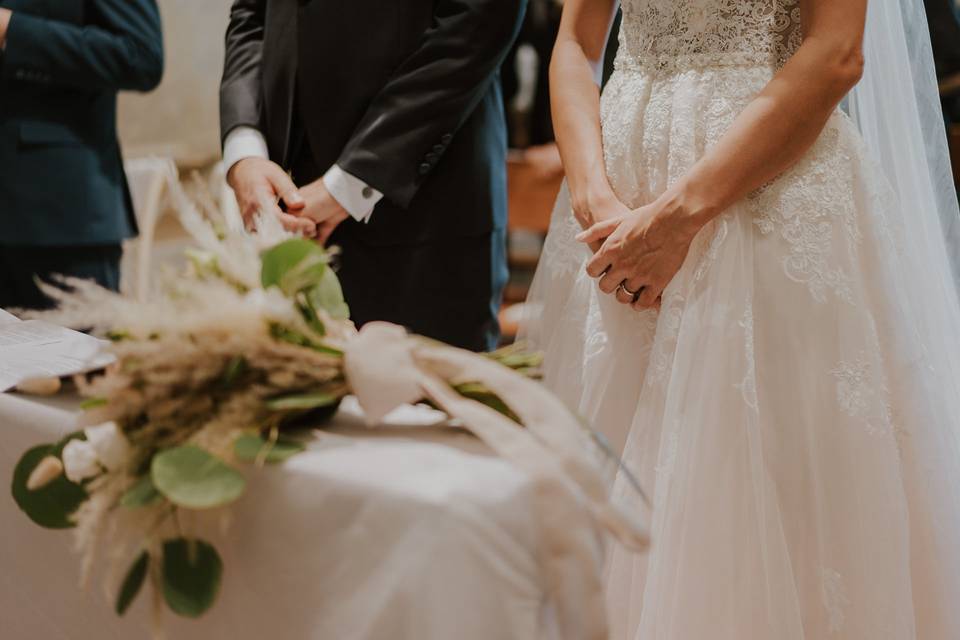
xmin=580 ymin=0 xmax=867 ymax=309
xmin=672 ymin=0 xmax=867 ymax=224
xmin=550 ymin=0 xmax=625 ymax=230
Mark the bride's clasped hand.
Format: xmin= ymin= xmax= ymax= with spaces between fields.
xmin=576 ymin=189 xmax=707 ymax=311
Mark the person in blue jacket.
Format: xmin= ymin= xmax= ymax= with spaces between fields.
xmin=0 ymin=0 xmax=163 ymax=310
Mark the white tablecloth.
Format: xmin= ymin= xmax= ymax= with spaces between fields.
xmin=0 ymin=392 xmax=589 ymax=640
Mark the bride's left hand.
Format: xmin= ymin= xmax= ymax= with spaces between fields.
xmin=576 ymin=198 xmax=704 ymax=310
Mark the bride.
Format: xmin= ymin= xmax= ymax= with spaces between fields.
xmin=523 ymin=0 xmax=960 ymax=638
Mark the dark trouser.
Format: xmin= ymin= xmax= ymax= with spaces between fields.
xmin=330 ymin=224 xmax=507 ymax=352
xmin=0 ymin=244 xmax=122 ymax=311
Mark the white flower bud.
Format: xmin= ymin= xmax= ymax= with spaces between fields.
xmin=26 ymin=455 xmax=64 ymax=491
xmin=16 ymin=377 xmax=62 ymax=396
xmin=62 ymin=439 xmax=101 ymax=484
xmin=84 ymin=422 xmax=131 ymax=472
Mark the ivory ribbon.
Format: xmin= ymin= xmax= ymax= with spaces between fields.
xmin=344 ymin=322 xmax=649 ymax=640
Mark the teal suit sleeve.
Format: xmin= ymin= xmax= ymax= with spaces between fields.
xmin=2 ymin=0 xmax=164 ymax=92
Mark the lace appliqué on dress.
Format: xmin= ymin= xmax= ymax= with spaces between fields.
xmin=647 ymin=294 xmax=686 ymax=385
xmin=751 ymin=120 xmax=862 ymax=304
xmin=736 ymin=302 xmax=759 ymax=412
xmin=830 ymin=352 xmax=895 ymax=437
xmin=821 ymin=567 xmax=849 ymax=634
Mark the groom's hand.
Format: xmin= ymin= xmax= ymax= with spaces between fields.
xmin=227 ymin=157 xmax=316 ymax=236
xmin=298 ymin=179 xmax=350 ymax=245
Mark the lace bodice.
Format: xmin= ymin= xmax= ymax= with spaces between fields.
xmin=616 ymin=0 xmax=803 ymax=73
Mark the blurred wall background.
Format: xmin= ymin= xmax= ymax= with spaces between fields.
xmin=117 ymin=0 xmax=232 ymax=168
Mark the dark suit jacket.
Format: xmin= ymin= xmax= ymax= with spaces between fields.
xmin=220 ymin=0 xmax=526 ymax=246
xmin=0 ymin=0 xmax=163 ymax=246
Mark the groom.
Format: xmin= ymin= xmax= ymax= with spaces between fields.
xmin=220 ymin=0 xmax=526 ymax=351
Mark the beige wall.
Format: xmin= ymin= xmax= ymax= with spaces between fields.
xmin=118 ymin=0 xmax=234 ymax=168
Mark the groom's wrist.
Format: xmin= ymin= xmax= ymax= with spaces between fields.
xmin=322 ymin=165 xmax=382 ymax=223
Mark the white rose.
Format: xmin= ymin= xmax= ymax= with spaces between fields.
xmin=84 ymin=422 xmax=131 ymax=472
xmin=62 ymin=439 xmax=101 ymax=484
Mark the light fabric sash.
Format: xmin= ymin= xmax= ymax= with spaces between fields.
xmin=345 ymin=322 xmax=649 ymax=640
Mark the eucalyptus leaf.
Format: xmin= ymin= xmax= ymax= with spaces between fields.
xmin=307 ymin=268 xmax=350 ymax=320
xmin=266 ymin=391 xmax=340 ymax=412
xmin=121 ymin=475 xmax=161 ymax=508
xmin=281 ymin=252 xmax=329 ymax=295
xmin=11 ymin=444 xmax=88 ymax=529
xmin=162 ymin=538 xmax=222 ymax=618
xmin=151 ymin=446 xmax=246 ymax=510
xmin=261 ymin=239 xmax=323 ymax=291
xmin=234 ymin=434 xmax=305 ymax=464
xmin=116 ymin=551 xmax=149 ymax=616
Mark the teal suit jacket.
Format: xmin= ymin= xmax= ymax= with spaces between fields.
xmin=0 ymin=0 xmax=163 ymax=246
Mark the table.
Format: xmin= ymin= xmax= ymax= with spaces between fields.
xmin=0 ymin=391 xmax=596 ymax=640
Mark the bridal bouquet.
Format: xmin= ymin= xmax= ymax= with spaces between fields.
xmin=10 ymin=192 xmax=646 ymax=634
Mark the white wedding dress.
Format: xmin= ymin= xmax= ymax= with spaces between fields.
xmin=523 ymin=1 xmax=960 ymax=638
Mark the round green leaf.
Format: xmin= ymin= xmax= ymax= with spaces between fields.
xmin=116 ymin=551 xmax=149 ymax=616
xmin=11 ymin=444 xmax=88 ymax=529
xmin=162 ymin=538 xmax=222 ymax=618
xmin=121 ymin=475 xmax=161 ymax=508
xmin=234 ymin=434 xmax=305 ymax=464
xmin=306 ymin=268 xmax=350 ymax=320
xmin=151 ymin=446 xmax=246 ymax=509
xmin=260 ymin=239 xmax=325 ymax=291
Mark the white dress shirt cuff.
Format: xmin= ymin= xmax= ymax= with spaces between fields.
xmin=322 ymin=165 xmax=383 ymax=223
xmin=222 ymin=126 xmax=270 ymax=173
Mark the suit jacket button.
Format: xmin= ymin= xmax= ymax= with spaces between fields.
xmin=426 ymin=152 xmax=438 ymax=163
xmin=418 ymin=163 xmax=431 ymax=175
xmin=440 ymin=134 xmax=453 ymax=145
xmin=433 ymin=144 xmax=445 ymax=153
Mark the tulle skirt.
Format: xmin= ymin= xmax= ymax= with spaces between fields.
xmin=522 ymin=64 xmax=960 ymax=639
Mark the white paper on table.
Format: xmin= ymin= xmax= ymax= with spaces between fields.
xmin=0 ymin=317 xmax=115 ymax=392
